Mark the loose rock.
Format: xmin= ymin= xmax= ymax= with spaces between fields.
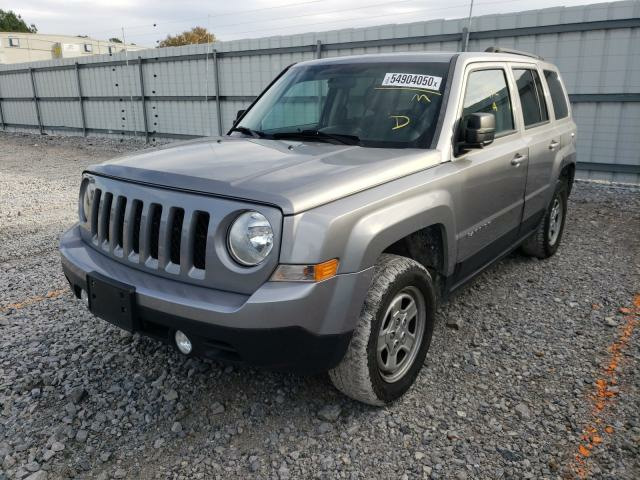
xmin=515 ymin=403 xmax=531 ymax=420
xmin=318 ymin=405 xmax=341 ymax=422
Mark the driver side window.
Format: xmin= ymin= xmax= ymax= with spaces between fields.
xmin=462 ymin=69 xmax=514 ymax=135
xmin=261 ymin=80 xmax=328 ymax=131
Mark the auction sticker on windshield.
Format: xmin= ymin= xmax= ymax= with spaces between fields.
xmin=381 ymin=73 xmax=442 ymax=90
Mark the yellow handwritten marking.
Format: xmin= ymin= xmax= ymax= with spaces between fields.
xmin=411 ymin=93 xmax=431 ymax=104
xmin=374 ymin=87 xmax=442 ymax=95
xmin=389 ymin=115 xmax=410 ymax=130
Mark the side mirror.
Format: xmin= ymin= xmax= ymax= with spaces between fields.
xmin=463 ymin=112 xmax=495 ymax=147
xmin=235 ymin=109 xmax=246 ymax=123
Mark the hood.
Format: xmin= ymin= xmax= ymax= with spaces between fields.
xmin=88 ymin=137 xmax=441 ymax=215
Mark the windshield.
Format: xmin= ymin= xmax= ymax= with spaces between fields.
xmin=236 ymin=61 xmax=450 ymax=148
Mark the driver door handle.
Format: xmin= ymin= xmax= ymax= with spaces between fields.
xmin=511 ymin=153 xmax=527 ymax=166
xmin=549 ymin=140 xmax=560 ymax=150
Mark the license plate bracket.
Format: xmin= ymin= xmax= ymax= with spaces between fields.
xmin=87 ymin=272 xmax=136 ymax=332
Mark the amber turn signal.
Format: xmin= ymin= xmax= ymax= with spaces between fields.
xmin=313 ymin=258 xmax=339 ymax=282
xmin=271 ymin=259 xmax=340 ymax=282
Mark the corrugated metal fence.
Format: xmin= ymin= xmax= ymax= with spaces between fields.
xmin=0 ymin=1 xmax=639 ymax=183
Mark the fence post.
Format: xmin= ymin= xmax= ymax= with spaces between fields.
xmin=316 ymin=40 xmax=322 ymax=59
xmin=0 ymin=76 xmax=5 ymax=130
xmin=461 ymin=27 xmax=470 ymax=52
xmin=75 ymin=62 xmax=87 ymax=136
xmin=29 ymin=68 xmax=44 ymax=134
xmin=213 ymin=49 xmax=223 ymax=136
xmin=138 ymin=57 xmax=149 ymax=143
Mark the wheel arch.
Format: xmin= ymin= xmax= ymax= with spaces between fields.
xmin=343 ymin=197 xmax=456 ymax=276
xmin=560 ymin=161 xmax=576 ymax=195
xmin=382 ymin=224 xmax=447 ymax=279
xmin=280 ymin=185 xmax=458 ymax=276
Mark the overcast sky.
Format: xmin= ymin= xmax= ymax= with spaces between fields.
xmin=9 ymin=0 xmax=610 ymax=46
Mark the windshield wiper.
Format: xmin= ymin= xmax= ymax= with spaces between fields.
xmin=229 ymin=126 xmax=266 ymax=138
xmin=272 ymin=129 xmax=360 ymax=145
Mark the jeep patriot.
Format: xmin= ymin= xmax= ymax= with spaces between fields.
xmin=60 ymin=48 xmax=576 ymax=405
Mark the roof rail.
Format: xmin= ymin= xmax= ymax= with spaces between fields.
xmin=484 ymin=46 xmax=544 ymax=61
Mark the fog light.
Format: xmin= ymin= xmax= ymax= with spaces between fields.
xmin=174 ymin=330 xmax=192 ymax=355
xmin=80 ymin=289 xmax=89 ymax=307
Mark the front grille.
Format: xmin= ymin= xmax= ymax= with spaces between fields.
xmin=81 ymin=176 xmax=280 ymax=295
xmin=90 ymin=190 xmax=210 ymax=274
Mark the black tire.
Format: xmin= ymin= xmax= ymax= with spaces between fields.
xmin=329 ymin=254 xmax=436 ymax=405
xmin=521 ymin=180 xmax=568 ymax=259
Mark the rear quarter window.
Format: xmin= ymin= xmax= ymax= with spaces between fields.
xmin=544 ymin=70 xmax=569 ymax=119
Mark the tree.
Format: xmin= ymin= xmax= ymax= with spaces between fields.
xmin=0 ymin=9 xmax=37 ymax=33
xmin=158 ymin=27 xmax=215 ymax=47
xmin=109 ymin=37 xmax=123 ymax=43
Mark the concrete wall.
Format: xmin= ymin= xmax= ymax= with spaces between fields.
xmin=0 ymin=1 xmax=638 ymax=183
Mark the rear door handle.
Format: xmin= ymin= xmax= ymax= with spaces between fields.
xmin=549 ymin=140 xmax=560 ymax=150
xmin=511 ymin=153 xmax=527 ymax=166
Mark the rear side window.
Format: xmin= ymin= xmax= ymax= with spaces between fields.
xmin=462 ymin=69 xmax=514 ymax=134
xmin=544 ymin=70 xmax=569 ymax=119
xmin=513 ymin=68 xmax=549 ymax=127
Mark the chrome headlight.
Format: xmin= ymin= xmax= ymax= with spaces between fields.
xmin=227 ymin=211 xmax=274 ymax=266
xmin=79 ymin=176 xmax=95 ymax=223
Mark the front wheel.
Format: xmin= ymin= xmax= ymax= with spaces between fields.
xmin=329 ymin=254 xmax=436 ymax=405
xmin=521 ymin=180 xmax=568 ymax=259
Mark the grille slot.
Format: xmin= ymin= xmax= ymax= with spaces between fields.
xmin=149 ymin=204 xmax=163 ymax=260
xmin=99 ymin=192 xmax=113 ymax=244
xmin=115 ymin=196 xmax=127 ymax=249
xmin=169 ymin=208 xmax=184 ymax=265
xmin=193 ymin=211 xmax=210 ymax=270
xmin=131 ymin=200 xmax=143 ymax=254
xmin=91 ymin=189 xmax=102 ymax=237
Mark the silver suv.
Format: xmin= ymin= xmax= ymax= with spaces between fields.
xmin=60 ymin=48 xmax=576 ymax=405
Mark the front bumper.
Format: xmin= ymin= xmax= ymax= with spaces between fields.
xmin=60 ymin=225 xmax=373 ymax=373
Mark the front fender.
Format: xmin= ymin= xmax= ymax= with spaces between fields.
xmin=279 ymin=163 xmax=459 ymax=275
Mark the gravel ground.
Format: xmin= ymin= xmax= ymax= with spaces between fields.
xmin=1 ymin=132 xmax=639 ymax=480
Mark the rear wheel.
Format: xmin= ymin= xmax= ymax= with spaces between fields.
xmin=329 ymin=254 xmax=436 ymax=405
xmin=521 ymin=180 xmax=568 ymax=258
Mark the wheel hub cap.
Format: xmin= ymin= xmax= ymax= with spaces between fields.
xmin=376 ymin=286 xmax=426 ymax=383
xmin=548 ymin=197 xmax=563 ymax=245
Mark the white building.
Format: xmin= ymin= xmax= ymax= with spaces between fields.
xmin=0 ymin=33 xmax=147 ymax=64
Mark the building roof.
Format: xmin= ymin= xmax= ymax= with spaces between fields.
xmin=0 ymin=32 xmax=145 ymax=48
